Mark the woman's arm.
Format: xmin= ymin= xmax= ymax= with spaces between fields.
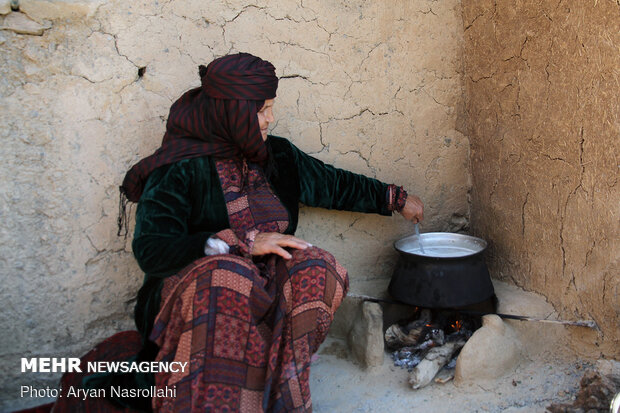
xmin=287 ymin=140 xmax=406 ymax=215
xmin=132 ymin=160 xmax=213 ymax=277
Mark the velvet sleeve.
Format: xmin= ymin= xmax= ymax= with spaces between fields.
xmin=288 ymin=141 xmax=393 ymax=215
xmin=132 ymin=160 xmax=212 ymax=277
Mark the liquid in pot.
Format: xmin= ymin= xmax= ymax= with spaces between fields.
xmin=395 ymin=232 xmax=487 ymax=258
xmin=403 ymin=245 xmax=478 ymax=258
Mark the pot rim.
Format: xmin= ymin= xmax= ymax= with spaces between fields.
xmin=394 ymin=231 xmax=488 ymax=259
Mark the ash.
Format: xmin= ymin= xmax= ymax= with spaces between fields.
xmin=388 ymin=309 xmax=478 ymax=372
xmin=391 ymin=329 xmax=473 ymax=371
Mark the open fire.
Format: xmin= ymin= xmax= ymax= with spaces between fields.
xmin=385 ymin=307 xmax=482 ymax=389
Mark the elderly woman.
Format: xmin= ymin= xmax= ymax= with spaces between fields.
xmin=117 ymin=53 xmax=422 ymax=412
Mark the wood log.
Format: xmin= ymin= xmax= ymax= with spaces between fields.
xmin=408 ymin=340 xmax=466 ymax=389
xmin=385 ymin=324 xmax=427 ymax=348
xmin=384 ymin=309 xmax=432 ymax=349
xmin=405 ymin=309 xmax=432 ymax=331
xmin=433 ymin=369 xmax=455 ymax=384
xmin=385 ymin=324 xmax=413 ymax=348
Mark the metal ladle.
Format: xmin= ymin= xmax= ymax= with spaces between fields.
xmin=414 ymin=223 xmax=425 ymax=254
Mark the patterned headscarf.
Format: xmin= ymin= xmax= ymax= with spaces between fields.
xmin=120 ymin=53 xmax=278 ymax=203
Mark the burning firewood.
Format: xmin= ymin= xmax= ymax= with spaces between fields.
xmin=387 ymin=308 xmax=477 ymax=388
xmin=384 ymin=309 xmax=432 ymax=349
xmin=385 ymin=324 xmax=416 ymax=348
xmin=408 ymin=339 xmax=466 ymax=389
xmin=390 ymin=327 xmax=448 ymax=371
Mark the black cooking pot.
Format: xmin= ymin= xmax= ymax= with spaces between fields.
xmin=388 ymin=232 xmax=494 ymax=308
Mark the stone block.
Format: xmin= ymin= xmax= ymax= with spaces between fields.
xmin=348 ymin=301 xmax=384 ymax=369
xmin=454 ymin=314 xmax=523 ymax=384
xmin=329 ymin=295 xmax=361 ymax=339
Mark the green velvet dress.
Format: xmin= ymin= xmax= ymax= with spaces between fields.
xmin=132 ymin=135 xmax=396 ymax=340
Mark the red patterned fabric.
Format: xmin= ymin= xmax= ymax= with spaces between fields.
xmin=386 ymin=184 xmax=408 ymax=213
xmin=215 ymin=159 xmax=290 ymax=243
xmin=149 ymin=164 xmax=348 ymax=412
xmin=121 ymin=53 xmax=278 ymax=203
xmin=49 ymin=331 xmax=142 ymax=413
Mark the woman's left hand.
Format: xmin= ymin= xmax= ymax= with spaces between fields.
xmin=399 ymin=194 xmax=424 ymax=224
xmin=251 ymin=232 xmax=312 ymax=260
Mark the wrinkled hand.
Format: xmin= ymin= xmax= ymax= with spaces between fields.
xmin=399 ymin=194 xmax=424 ymax=224
xmin=251 ymin=232 xmax=312 ymax=259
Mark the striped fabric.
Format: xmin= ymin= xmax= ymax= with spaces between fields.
xmin=200 ymin=53 xmax=278 ymax=100
xmin=121 ymin=53 xmax=279 ymax=203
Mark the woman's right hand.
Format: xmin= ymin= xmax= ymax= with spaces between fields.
xmin=251 ymin=232 xmax=312 ymax=259
xmin=399 ymin=194 xmax=425 ymax=224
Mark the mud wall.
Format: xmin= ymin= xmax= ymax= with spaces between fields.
xmin=462 ymin=0 xmax=619 ymax=358
xmin=0 ymin=0 xmax=466 ymax=409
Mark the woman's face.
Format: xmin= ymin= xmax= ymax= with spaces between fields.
xmin=257 ymin=99 xmax=275 ymax=141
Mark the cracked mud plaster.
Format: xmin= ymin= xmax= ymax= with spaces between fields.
xmin=463 ymin=0 xmax=619 ymax=358
xmin=1 ymin=0 xmax=467 ymax=409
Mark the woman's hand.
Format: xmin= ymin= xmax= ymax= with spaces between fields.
xmin=251 ymin=232 xmax=313 ymax=259
xmin=399 ymin=194 xmax=424 ymax=224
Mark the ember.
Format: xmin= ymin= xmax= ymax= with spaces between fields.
xmin=386 ymin=308 xmax=482 ymax=389
xmin=451 ymin=319 xmax=462 ymax=331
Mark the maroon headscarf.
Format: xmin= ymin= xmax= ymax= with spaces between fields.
xmin=120 ymin=53 xmax=278 ymax=203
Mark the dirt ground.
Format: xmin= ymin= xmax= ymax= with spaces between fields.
xmin=310 ymin=337 xmax=594 ymax=413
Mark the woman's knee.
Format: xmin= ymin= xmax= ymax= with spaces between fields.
xmin=291 ymin=246 xmax=347 ymax=280
xmin=285 ymin=246 xmax=348 ymax=298
xmin=288 ymin=246 xmax=335 ymax=266
xmin=180 ymin=254 xmax=257 ymax=281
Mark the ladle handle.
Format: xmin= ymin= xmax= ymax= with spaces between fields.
xmin=414 ymin=223 xmax=425 ymax=254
